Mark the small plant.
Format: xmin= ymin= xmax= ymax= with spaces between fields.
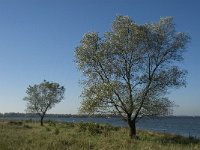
xmin=87 ymin=123 xmax=102 ymax=135
xmin=25 ymin=119 xmax=33 ymax=123
xmin=77 ymin=122 xmax=88 ymax=132
xmin=23 ymin=124 xmax=31 ymax=129
xmin=45 ymin=127 xmax=51 ymax=132
xmin=8 ymin=121 xmax=23 ymax=126
xmin=48 ymin=120 xmax=56 ymax=127
xmin=54 ymin=128 xmax=60 ymax=135
xmin=65 ymin=122 xmax=75 ymax=128
xmin=77 ymin=122 xmax=119 ymax=135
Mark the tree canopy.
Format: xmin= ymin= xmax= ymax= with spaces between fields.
xmin=24 ymin=80 xmax=65 ymax=125
xmin=75 ymin=16 xmax=190 ymax=138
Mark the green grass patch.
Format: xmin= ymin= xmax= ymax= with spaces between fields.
xmin=0 ymin=121 xmax=199 ymax=150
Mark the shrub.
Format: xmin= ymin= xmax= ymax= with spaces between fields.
xmin=45 ymin=127 xmax=51 ymax=132
xmin=54 ymin=128 xmax=60 ymax=135
xmin=8 ymin=121 xmax=23 ymax=126
xmin=23 ymin=124 xmax=32 ymax=129
xmin=77 ymin=122 xmax=119 ymax=135
xmin=47 ymin=121 xmax=56 ymax=127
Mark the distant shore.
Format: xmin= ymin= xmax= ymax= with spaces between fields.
xmin=0 ymin=112 xmax=199 ymax=118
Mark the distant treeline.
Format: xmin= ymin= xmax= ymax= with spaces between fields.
xmin=0 ymin=112 xmax=120 ymax=118
xmin=0 ymin=113 xmax=198 ymax=118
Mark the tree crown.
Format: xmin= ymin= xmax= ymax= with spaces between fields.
xmin=24 ymin=80 xmax=65 ymax=115
xmin=75 ymin=16 xmax=190 ymax=120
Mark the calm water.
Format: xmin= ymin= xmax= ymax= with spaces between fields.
xmin=1 ymin=116 xmax=200 ymax=138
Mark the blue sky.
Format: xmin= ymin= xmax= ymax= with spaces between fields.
xmin=0 ymin=0 xmax=199 ymax=115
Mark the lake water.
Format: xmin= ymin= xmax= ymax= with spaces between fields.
xmin=1 ymin=116 xmax=200 ymax=138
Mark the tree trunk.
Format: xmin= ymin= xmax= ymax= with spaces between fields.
xmin=128 ymin=118 xmax=137 ymax=139
xmin=40 ymin=115 xmax=44 ymax=126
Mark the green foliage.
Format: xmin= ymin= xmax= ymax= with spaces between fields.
xmin=24 ymin=80 xmax=65 ymax=114
xmin=45 ymin=126 xmax=51 ymax=132
xmin=77 ymin=122 xmax=119 ymax=135
xmin=77 ymin=122 xmax=102 ymax=134
xmin=54 ymin=128 xmax=60 ymax=135
xmin=47 ymin=120 xmax=56 ymax=127
xmin=138 ymin=130 xmax=200 ymax=145
xmin=23 ymin=124 xmax=32 ymax=129
xmin=75 ymin=15 xmax=190 ymax=137
xmin=23 ymin=80 xmax=65 ymax=125
xmin=8 ymin=121 xmax=23 ymax=126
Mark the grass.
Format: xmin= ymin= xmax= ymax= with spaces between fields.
xmin=0 ymin=120 xmax=199 ymax=150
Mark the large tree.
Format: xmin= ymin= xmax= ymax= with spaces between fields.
xmin=24 ymin=80 xmax=65 ymax=126
xmin=75 ymin=16 xmax=190 ymax=138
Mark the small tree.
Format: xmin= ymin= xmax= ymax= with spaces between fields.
xmin=24 ymin=80 xmax=65 ymax=126
xmin=75 ymin=16 xmax=190 ymax=138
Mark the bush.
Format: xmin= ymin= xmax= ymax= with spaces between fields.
xmin=65 ymin=122 xmax=75 ymax=128
xmin=54 ymin=128 xmax=60 ymax=135
xmin=77 ymin=122 xmax=101 ymax=135
xmin=23 ymin=124 xmax=32 ymax=129
xmin=47 ymin=121 xmax=56 ymax=127
xmin=45 ymin=127 xmax=51 ymax=132
xmin=8 ymin=121 xmax=23 ymax=126
xmin=77 ymin=122 xmax=119 ymax=135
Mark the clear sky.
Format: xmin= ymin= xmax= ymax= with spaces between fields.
xmin=0 ymin=0 xmax=199 ymax=115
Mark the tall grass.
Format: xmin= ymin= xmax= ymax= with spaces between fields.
xmin=0 ymin=121 xmax=199 ymax=150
